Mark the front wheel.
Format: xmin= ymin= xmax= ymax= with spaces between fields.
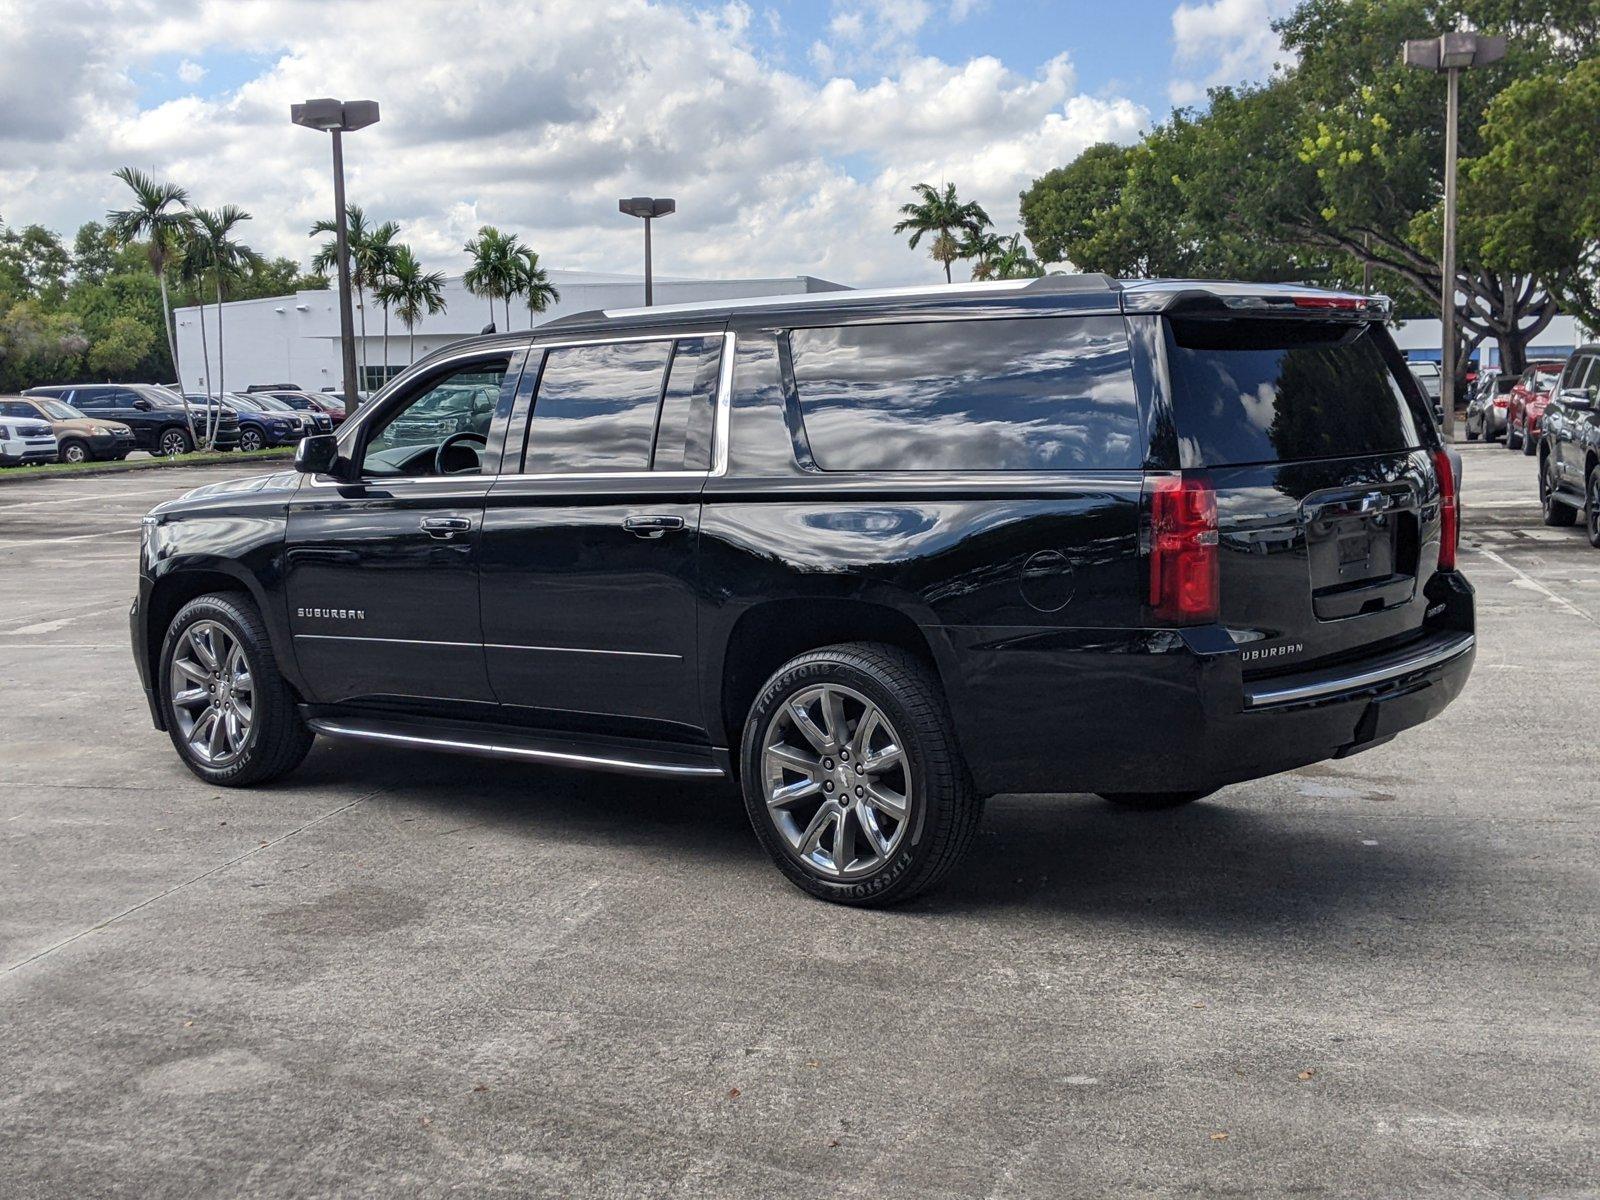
xmin=1506 ymin=421 xmax=1522 ymax=451
xmin=159 ymin=427 xmax=193 ymax=456
xmin=238 ymin=427 xmax=265 ymax=452
xmin=158 ymin=593 xmax=313 ymax=786
xmin=740 ymin=643 xmax=981 ymax=906
xmin=1098 ymin=790 xmax=1216 ymax=811
xmin=1522 ymin=428 xmax=1538 ymax=456
xmin=1587 ymin=465 xmax=1600 ymax=549
xmin=58 ymin=438 xmax=89 ymax=464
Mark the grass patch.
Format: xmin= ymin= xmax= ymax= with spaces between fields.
xmin=0 ymin=447 xmax=294 ymax=482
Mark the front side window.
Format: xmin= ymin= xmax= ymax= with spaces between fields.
xmin=523 ymin=340 xmax=674 ymax=473
xmin=363 ymin=361 xmax=507 ymax=477
xmin=789 ymin=316 xmax=1142 ymax=472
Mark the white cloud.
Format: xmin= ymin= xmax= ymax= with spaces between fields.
xmin=1168 ymin=0 xmax=1296 ymax=106
xmin=1 ymin=0 xmax=1149 ymax=287
xmin=176 ymin=58 xmax=206 ymax=85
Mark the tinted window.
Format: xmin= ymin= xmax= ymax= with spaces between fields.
xmin=364 ymin=363 xmax=506 ymax=477
xmin=524 ymin=341 xmax=673 ymax=473
xmin=0 ymin=401 xmax=35 ymax=418
xmin=789 ymin=316 xmax=1141 ymax=472
xmin=1167 ymin=319 xmax=1423 ymax=467
xmin=654 ymin=337 xmax=721 ymax=471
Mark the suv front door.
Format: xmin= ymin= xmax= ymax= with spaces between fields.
xmin=283 ymin=352 xmax=520 ymax=712
xmin=478 ymin=332 xmax=724 ymax=741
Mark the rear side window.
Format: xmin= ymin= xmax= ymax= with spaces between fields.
xmin=653 ymin=337 xmax=722 ymax=471
xmin=788 ymin=315 xmax=1141 ymax=471
xmin=1166 ymin=319 xmax=1423 ymax=467
xmin=524 ymin=340 xmax=673 ymax=473
xmin=0 ymin=401 xmax=33 ymax=418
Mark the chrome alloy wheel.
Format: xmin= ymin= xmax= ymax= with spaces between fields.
xmin=169 ymin=620 xmax=254 ymax=766
xmin=761 ymin=683 xmax=913 ymax=880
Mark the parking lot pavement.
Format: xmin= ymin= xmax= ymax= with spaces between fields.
xmin=1 ymin=450 xmax=1596 ymax=1198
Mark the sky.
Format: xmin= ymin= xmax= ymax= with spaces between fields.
xmin=0 ymin=0 xmax=1297 ymax=288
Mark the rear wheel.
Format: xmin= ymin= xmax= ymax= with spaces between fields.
xmin=158 ymin=593 xmax=312 ymax=786
xmin=740 ymin=643 xmax=981 ymax=906
xmin=1465 ymin=420 xmax=1479 ymax=442
xmin=1098 ymin=790 xmax=1216 ymax=811
xmin=1506 ymin=420 xmax=1523 ymax=451
xmin=1587 ymin=465 xmax=1600 ymax=549
xmin=1540 ymin=453 xmax=1578 ymax=527
xmin=1522 ymin=427 xmax=1538 ymax=456
xmin=58 ymin=438 xmax=89 ymax=464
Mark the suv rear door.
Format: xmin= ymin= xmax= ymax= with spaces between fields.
xmin=1163 ymin=312 xmax=1444 ymax=675
xmin=478 ymin=331 xmax=724 ymax=739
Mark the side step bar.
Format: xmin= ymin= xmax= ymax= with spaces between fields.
xmin=303 ymin=715 xmax=726 ymax=779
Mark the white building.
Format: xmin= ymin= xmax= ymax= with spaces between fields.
xmin=1391 ymin=313 xmax=1593 ymax=371
xmin=173 ymin=269 xmax=846 ymax=395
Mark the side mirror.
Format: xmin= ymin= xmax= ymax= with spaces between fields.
xmin=293 ymin=433 xmax=344 ymax=477
xmin=132 ymin=398 xmax=152 ymax=411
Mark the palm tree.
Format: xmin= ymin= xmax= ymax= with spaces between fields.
xmin=358 ymin=220 xmax=400 ymax=387
xmin=375 ymin=245 xmax=447 ymax=363
xmin=513 ymin=245 xmax=560 ymax=329
xmin=992 ymin=233 xmax=1045 ymax=280
xmin=463 ymin=226 xmax=519 ymax=330
xmin=893 ymin=181 xmax=992 ymax=283
xmin=176 ymin=226 xmax=215 ymax=445
xmin=961 ymin=228 xmax=1006 ymax=280
xmin=190 ymin=206 xmax=259 ymax=445
xmin=310 ymin=204 xmax=373 ymax=388
xmin=107 ymin=167 xmax=196 ymax=442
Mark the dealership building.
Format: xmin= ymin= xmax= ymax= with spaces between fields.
xmin=172 ymin=269 xmax=846 ymax=396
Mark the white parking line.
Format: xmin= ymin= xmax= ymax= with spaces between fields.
xmin=0 ymin=528 xmax=140 ymax=547
xmin=0 ymin=487 xmax=191 ymax=510
xmin=1475 ymin=546 xmax=1597 ymax=627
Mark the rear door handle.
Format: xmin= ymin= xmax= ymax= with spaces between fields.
xmin=420 ymin=516 xmax=472 ymax=539
xmin=623 ymin=514 xmax=685 ymax=539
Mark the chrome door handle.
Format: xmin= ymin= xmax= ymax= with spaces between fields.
xmin=623 ymin=514 xmax=685 ymax=539
xmin=420 ymin=516 xmax=471 ymax=539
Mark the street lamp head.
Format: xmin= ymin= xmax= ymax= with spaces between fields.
xmin=618 ymin=196 xmax=676 ymax=220
xmin=1403 ymin=32 xmax=1507 ymax=72
xmin=291 ymin=98 xmax=381 ymax=133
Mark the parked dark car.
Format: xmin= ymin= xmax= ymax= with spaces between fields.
xmin=1505 ymin=361 xmax=1564 ymax=454
xmin=0 ymin=402 xmax=59 ymax=465
xmin=131 ymin=277 xmax=1475 ymax=905
xmin=0 ymin=395 xmax=135 ymax=462
xmin=24 ymin=384 xmax=240 ymax=455
xmin=264 ymin=391 xmax=344 ymax=429
xmin=183 ymin=393 xmax=307 ymax=453
xmin=1464 ymin=371 xmax=1514 ymax=441
xmin=1537 ymin=343 xmax=1600 ymax=546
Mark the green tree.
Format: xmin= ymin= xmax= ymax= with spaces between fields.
xmin=1020 ymin=143 xmax=1133 ymax=269
xmin=1463 ymin=52 xmax=1600 ymax=331
xmin=893 ymin=182 xmax=992 ymax=283
xmin=0 ymin=222 xmax=71 ymax=304
xmin=463 ymin=226 xmax=520 ymax=328
xmin=86 ymin=314 xmax=154 ymax=377
xmin=374 ymin=245 xmax=447 ymax=363
xmin=107 ymin=167 xmax=195 ymax=438
xmin=513 ymin=245 xmax=560 ymax=328
xmin=991 ymin=234 xmax=1045 ymax=280
xmin=361 ymin=220 xmax=401 ymax=385
xmin=311 ymin=205 xmax=375 ymax=385
xmin=0 ymin=301 xmax=87 ymax=392
xmin=960 ymin=228 xmax=1006 ymax=280
xmin=71 ymin=222 xmax=117 ymax=285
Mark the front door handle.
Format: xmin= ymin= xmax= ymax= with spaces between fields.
xmin=420 ymin=516 xmax=472 ymax=539
xmin=623 ymin=514 xmax=685 ymax=539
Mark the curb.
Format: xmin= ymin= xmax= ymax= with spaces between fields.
xmin=0 ymin=450 xmax=294 ymax=484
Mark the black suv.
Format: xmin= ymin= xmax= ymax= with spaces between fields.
xmin=26 ymin=383 xmax=239 ymax=454
xmin=130 ymin=278 xmax=1475 ymax=905
xmin=1537 ymin=342 xmax=1600 ymax=546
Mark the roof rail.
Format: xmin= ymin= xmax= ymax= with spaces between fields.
xmin=1022 ymin=272 xmax=1121 ymax=293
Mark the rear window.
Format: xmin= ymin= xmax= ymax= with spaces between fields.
xmin=1166 ymin=318 xmax=1424 ymax=467
xmin=789 ymin=315 xmax=1141 ymax=472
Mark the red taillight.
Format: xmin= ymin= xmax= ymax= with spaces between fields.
xmin=1148 ymin=473 xmax=1219 ymax=623
xmin=1432 ymin=448 xmax=1459 ymax=571
xmin=1492 ymin=398 xmax=1508 ymax=408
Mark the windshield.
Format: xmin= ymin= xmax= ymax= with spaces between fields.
xmin=225 ymin=394 xmax=265 ymax=412
xmin=253 ymin=397 xmax=298 ymax=414
xmin=1167 ymin=318 xmax=1426 ymax=467
xmin=37 ymin=399 xmax=83 ymax=420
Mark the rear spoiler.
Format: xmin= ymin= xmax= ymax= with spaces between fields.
xmin=1138 ymin=289 xmax=1393 ymax=320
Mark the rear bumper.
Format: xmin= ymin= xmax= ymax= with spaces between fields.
xmin=936 ymin=572 xmax=1476 ymax=796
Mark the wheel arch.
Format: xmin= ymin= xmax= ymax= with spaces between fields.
xmin=144 ymin=564 xmax=289 ymax=705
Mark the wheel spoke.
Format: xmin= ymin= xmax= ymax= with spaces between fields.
xmin=224 ymin=708 xmax=243 ymax=751
xmin=232 ymin=696 xmax=252 ymax=723
xmin=862 ymin=743 xmax=903 ymax=776
xmin=766 ymin=743 xmax=822 ymax=779
xmin=190 ymin=708 xmax=218 ymax=758
xmin=796 ymin=804 xmax=836 ymax=858
xmin=820 ymin=688 xmax=849 ymax=750
xmin=174 ymin=658 xmax=209 ymax=685
xmin=189 ymin=627 xmax=217 ymax=670
xmin=206 ymin=707 xmax=227 ymax=758
xmin=849 ymin=707 xmax=882 ymax=759
xmin=173 ymin=685 xmax=209 ymax=707
xmin=788 ymin=700 xmax=830 ymax=754
xmin=768 ymin=777 xmax=822 ymax=809
xmin=831 ymin=806 xmax=856 ymax=872
xmin=856 ymin=806 xmax=890 ymax=856
xmin=863 ymin=780 xmax=908 ymax=821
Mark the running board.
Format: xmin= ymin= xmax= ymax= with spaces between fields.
xmin=303 ymin=715 xmax=726 ymax=779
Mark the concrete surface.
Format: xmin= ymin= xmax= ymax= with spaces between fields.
xmin=1 ymin=444 xmax=1596 ymax=1198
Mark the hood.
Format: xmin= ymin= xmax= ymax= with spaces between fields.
xmin=48 ymin=416 xmax=131 ymax=435
xmin=147 ymin=470 xmax=301 ymax=517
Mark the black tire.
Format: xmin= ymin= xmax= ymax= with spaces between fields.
xmin=159 ymin=426 xmax=193 ymax=456
xmin=1465 ymin=423 xmax=1479 ymax=442
xmin=1522 ymin=427 xmax=1538 ymax=456
xmin=1540 ymin=453 xmax=1577 ymax=527
xmin=1587 ymin=465 xmax=1600 ymax=549
xmin=1506 ymin=421 xmax=1522 ymax=451
xmin=739 ymin=642 xmax=981 ymax=906
xmin=238 ymin=426 xmax=265 ymax=453
xmin=1098 ymin=789 xmax=1216 ymax=811
xmin=58 ymin=438 xmax=90 ymax=464
xmin=157 ymin=592 xmax=312 ymax=787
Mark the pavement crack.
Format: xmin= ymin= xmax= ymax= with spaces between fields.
xmin=1 ymin=789 xmax=380 ymax=977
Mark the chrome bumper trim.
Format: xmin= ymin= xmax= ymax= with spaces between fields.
xmin=1245 ymin=632 xmax=1474 ymax=710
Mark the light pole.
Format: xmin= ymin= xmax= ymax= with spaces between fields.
xmin=1403 ymin=32 xmax=1505 ymax=440
xmin=292 ymin=97 xmax=380 ymax=408
xmin=618 ymin=197 xmax=675 ymax=305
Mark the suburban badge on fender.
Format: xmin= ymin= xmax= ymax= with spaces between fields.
xmin=298 ymin=607 xmax=365 ymax=620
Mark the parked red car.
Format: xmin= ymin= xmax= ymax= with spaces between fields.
xmin=1506 ymin=361 xmax=1564 ymax=454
